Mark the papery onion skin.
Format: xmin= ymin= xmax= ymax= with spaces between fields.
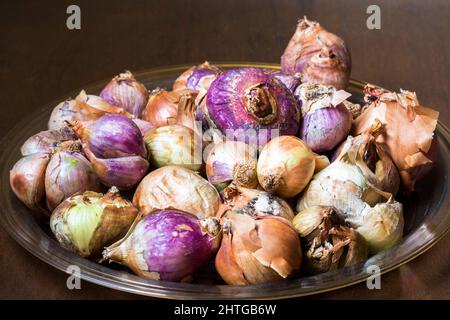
xmin=205 ymin=141 xmax=258 ymax=191
xmin=45 ymin=150 xmax=101 ymax=211
xmin=205 ymin=68 xmax=300 ymax=144
xmin=173 ymin=61 xmax=222 ymax=91
xmin=215 ymin=211 xmax=301 ymax=285
xmin=220 ymin=183 xmax=295 ymax=221
xmin=87 ymin=114 xmax=147 ymax=159
xmin=257 ymin=136 xmax=316 ymax=198
xmin=301 ymin=104 xmax=352 ymax=152
xmin=100 ymin=71 xmax=149 ymax=117
xmin=142 ymin=88 xmax=197 ymax=127
xmin=353 ymin=87 xmax=439 ymax=193
xmin=281 ymin=17 xmax=351 ymax=90
xmin=50 ymin=187 xmax=138 ymax=258
xmin=21 ymin=127 xmax=76 ymax=156
xmin=133 ymin=166 xmax=220 ymax=219
xmin=144 ymin=124 xmax=203 ymax=171
xmin=48 ymin=91 xmax=131 ymax=131
xmin=10 ymin=153 xmax=50 ymax=211
xmin=103 ymin=210 xmax=221 ymax=282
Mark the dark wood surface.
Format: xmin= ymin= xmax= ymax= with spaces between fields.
xmin=0 ymin=0 xmax=449 ymax=299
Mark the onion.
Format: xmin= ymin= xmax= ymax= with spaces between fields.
xmin=296 ymin=83 xmax=352 ymax=152
xmin=102 ymin=210 xmax=221 ymax=282
xmin=132 ymin=118 xmax=155 ymax=137
xmin=205 ymin=68 xmax=300 ymax=145
xmin=219 ymin=183 xmax=295 ymax=221
xmin=215 ymin=211 xmax=301 ymax=285
xmin=257 ymin=136 xmax=316 ymax=198
xmin=173 ymin=61 xmax=222 ymax=91
xmin=144 ymin=124 xmax=203 ymax=171
xmin=20 ymin=127 xmax=76 ymax=156
xmin=73 ymin=114 xmax=149 ymax=190
xmin=205 ymin=141 xmax=258 ymax=191
xmin=353 ymin=86 xmax=439 ymax=192
xmin=100 ymin=70 xmax=149 ymax=117
xmin=141 ymin=88 xmax=197 ymax=127
xmin=45 ymin=147 xmax=101 ymax=211
xmin=50 ymin=187 xmax=138 ymax=258
xmin=281 ymin=17 xmax=351 ymax=90
xmin=133 ymin=166 xmax=221 ymax=219
xmin=264 ymin=69 xmax=302 ymax=93
xmin=48 ymin=90 xmax=131 ymax=131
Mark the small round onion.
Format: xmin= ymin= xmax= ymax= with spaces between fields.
xmin=296 ymin=83 xmax=352 ymax=152
xmin=87 ymin=114 xmax=147 ymax=159
xmin=75 ymin=114 xmax=149 ymax=190
xmin=100 ymin=71 xmax=149 ymax=117
xmin=257 ymin=136 xmax=316 ymax=198
xmin=281 ymin=17 xmax=351 ymax=90
xmin=133 ymin=166 xmax=220 ymax=219
xmin=173 ymin=61 xmax=222 ymax=91
xmin=20 ymin=127 xmax=76 ymax=156
xmin=205 ymin=141 xmax=258 ymax=191
xmin=45 ymin=150 xmax=101 ymax=211
xmin=102 ymin=210 xmax=221 ymax=282
xmin=205 ymin=68 xmax=300 ymax=145
xmin=144 ymin=124 xmax=203 ymax=171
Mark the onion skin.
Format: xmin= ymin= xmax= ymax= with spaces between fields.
xmin=48 ymin=91 xmax=131 ymax=131
xmin=205 ymin=141 xmax=258 ymax=191
xmin=173 ymin=61 xmax=222 ymax=91
xmin=220 ymin=183 xmax=295 ymax=221
xmin=205 ymin=68 xmax=300 ymax=144
xmin=10 ymin=153 xmax=50 ymax=211
xmin=87 ymin=114 xmax=147 ymax=159
xmin=100 ymin=71 xmax=149 ymax=117
xmin=21 ymin=127 xmax=76 ymax=156
xmin=142 ymin=88 xmax=197 ymax=127
xmin=103 ymin=210 xmax=220 ymax=282
xmin=132 ymin=118 xmax=155 ymax=137
xmin=45 ymin=150 xmax=101 ymax=211
xmin=215 ymin=211 xmax=301 ymax=285
xmin=133 ymin=166 xmax=220 ymax=219
xmin=300 ymin=104 xmax=352 ymax=152
xmin=281 ymin=17 xmax=351 ymax=90
xmin=257 ymin=136 xmax=316 ymax=198
xmin=144 ymin=124 xmax=203 ymax=171
xmin=50 ymin=187 xmax=138 ymax=258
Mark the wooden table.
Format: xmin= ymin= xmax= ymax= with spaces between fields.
xmin=0 ymin=0 xmax=449 ymax=299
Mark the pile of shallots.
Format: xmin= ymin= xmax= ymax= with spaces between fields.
xmin=10 ymin=17 xmax=439 ymax=285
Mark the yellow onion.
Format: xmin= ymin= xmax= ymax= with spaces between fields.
xmin=141 ymin=88 xmax=197 ymax=127
xmin=293 ymin=206 xmax=367 ymax=274
xmin=353 ymin=86 xmax=439 ymax=193
xmin=50 ymin=187 xmax=138 ymax=258
xmin=205 ymin=141 xmax=258 ymax=191
xmin=215 ymin=211 xmax=301 ymax=285
xmin=133 ymin=166 xmax=220 ymax=219
xmin=144 ymin=124 xmax=203 ymax=171
xmin=48 ymin=90 xmax=131 ymax=130
xmin=219 ymin=183 xmax=295 ymax=221
xmin=257 ymin=136 xmax=317 ymax=198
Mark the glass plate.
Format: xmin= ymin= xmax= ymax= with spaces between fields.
xmin=0 ymin=63 xmax=449 ymax=300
